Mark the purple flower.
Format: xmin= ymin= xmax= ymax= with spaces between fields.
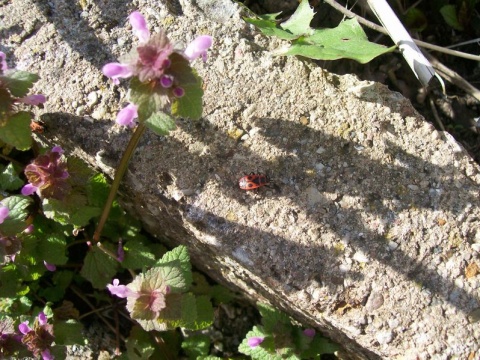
xmin=102 ymin=63 xmax=133 ymax=85
xmin=18 ymin=321 xmax=31 ymax=335
xmin=116 ymin=103 xmax=138 ymax=127
xmin=24 ymin=224 xmax=34 ymax=234
xmin=0 ymin=51 xmax=7 ymax=72
xmin=247 ymin=336 xmax=264 ymax=348
xmin=23 ymin=146 xmax=71 ymax=200
xmin=184 ymin=35 xmax=213 ymax=62
xmin=303 ymin=328 xmax=316 ymax=338
xmin=129 ymin=11 xmax=150 ymax=43
xmin=107 ymin=279 xmax=136 ymax=298
xmin=172 ymin=87 xmax=184 ymax=98
xmin=43 ymin=260 xmax=56 ymax=272
xmin=21 ymin=183 xmax=38 ymax=196
xmin=19 ymin=312 xmax=54 ymax=360
xmin=18 ymin=94 xmax=47 ymax=106
xmin=0 ymin=206 xmax=9 ymax=224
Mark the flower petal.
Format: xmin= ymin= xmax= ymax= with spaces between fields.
xmin=19 ymin=94 xmax=47 ymax=106
xmin=21 ymin=184 xmax=38 ymax=196
xmin=247 ymin=336 xmax=264 ymax=348
xmin=0 ymin=206 xmax=9 ymax=224
xmin=184 ymin=35 xmax=213 ymax=61
xmin=18 ymin=321 xmax=31 ymax=335
xmin=116 ymin=103 xmax=138 ymax=127
xmin=102 ymin=63 xmax=133 ymax=84
xmin=129 ymin=11 xmax=150 ymax=42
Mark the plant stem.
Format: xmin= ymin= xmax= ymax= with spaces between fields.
xmin=93 ymin=123 xmax=146 ymax=242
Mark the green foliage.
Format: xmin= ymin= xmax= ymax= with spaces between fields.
xmin=0 ymin=68 xmax=43 ymax=150
xmin=239 ymin=303 xmax=340 ymax=359
xmin=80 ymin=243 xmax=119 ymax=289
xmin=181 ymin=333 xmax=211 ymax=359
xmin=244 ymin=0 xmax=394 ymax=63
xmin=0 ymin=163 xmax=24 ymax=191
xmin=144 ymin=111 xmax=176 ymax=135
xmin=126 ymin=326 xmax=156 ymax=360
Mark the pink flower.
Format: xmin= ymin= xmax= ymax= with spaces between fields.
xmin=184 ymin=35 xmax=213 ymax=62
xmin=0 ymin=206 xmax=9 ymax=224
xmin=18 ymin=321 xmax=31 ymax=335
xmin=21 ymin=183 xmax=38 ymax=196
xmin=102 ymin=63 xmax=133 ymax=85
xmin=247 ymin=336 xmax=264 ymax=348
xmin=303 ymin=328 xmax=316 ymax=338
xmin=44 ymin=261 xmax=56 ymax=272
xmin=116 ymin=103 xmax=138 ymax=127
xmin=18 ymin=94 xmax=47 ymax=106
xmin=107 ymin=279 xmax=137 ymax=298
xmin=129 ymin=11 xmax=150 ymax=43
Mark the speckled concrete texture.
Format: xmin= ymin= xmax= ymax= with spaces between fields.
xmin=2 ymin=0 xmax=479 ymax=358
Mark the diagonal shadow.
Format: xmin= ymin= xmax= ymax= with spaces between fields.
xmin=44 ymin=111 xmax=480 ymax=319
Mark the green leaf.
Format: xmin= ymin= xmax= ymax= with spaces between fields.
xmin=281 ymin=18 xmax=395 ymax=63
xmin=192 ymin=295 xmax=214 ymax=330
xmin=181 ymin=334 xmax=211 ymax=359
xmin=158 ymin=261 xmax=189 ymax=292
xmin=37 ymin=233 xmax=68 ymax=265
xmin=0 ymin=195 xmax=32 ymax=236
xmin=80 ymin=244 xmax=119 ymax=289
xmin=86 ymin=173 xmax=110 ymax=207
xmin=43 ymin=195 xmax=100 ymax=228
xmin=144 ymin=111 xmax=176 ymax=136
xmin=280 ymin=0 xmax=314 ymax=36
xmin=129 ymin=78 xmax=158 ymax=122
xmin=170 ymin=75 xmax=204 ymax=120
xmin=0 ymin=69 xmax=39 ymax=97
xmin=244 ymin=17 xmax=299 ymax=40
xmin=53 ymin=320 xmax=84 ymax=345
xmin=0 ymin=111 xmax=32 ymax=150
xmin=122 ymin=240 xmax=156 ymax=269
xmin=300 ymin=334 xmax=340 ymax=357
xmin=158 ymin=245 xmax=192 ymax=287
xmin=238 ymin=326 xmax=278 ymax=359
xmin=258 ymin=303 xmax=292 ymax=333
xmin=126 ymin=326 xmax=156 ymax=360
xmin=440 ymin=4 xmax=464 ymax=31
xmin=0 ymin=163 xmax=24 ymax=191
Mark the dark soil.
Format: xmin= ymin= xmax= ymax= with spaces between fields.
xmin=241 ymin=0 xmax=480 ymax=164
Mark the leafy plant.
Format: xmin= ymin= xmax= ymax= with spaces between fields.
xmin=239 ymin=303 xmax=339 ymax=359
xmin=244 ymin=0 xmax=395 ymax=63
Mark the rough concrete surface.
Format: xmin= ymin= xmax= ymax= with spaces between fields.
xmin=2 ymin=0 xmax=480 ymax=358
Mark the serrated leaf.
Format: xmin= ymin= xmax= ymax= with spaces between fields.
xmin=281 ymin=18 xmax=395 ymax=63
xmin=53 ymin=320 xmax=84 ymax=345
xmin=170 ymin=76 xmax=203 ymax=120
xmin=0 ymin=195 xmax=32 ymax=236
xmin=43 ymin=195 xmax=100 ymax=228
xmin=144 ymin=111 xmax=176 ymax=136
xmin=192 ymin=295 xmax=214 ymax=330
xmin=122 ymin=241 xmax=156 ymax=269
xmin=280 ymin=0 xmax=314 ymax=36
xmin=0 ymin=111 xmax=32 ymax=150
xmin=158 ymin=261 xmax=188 ymax=292
xmin=126 ymin=326 xmax=156 ymax=360
xmin=86 ymin=173 xmax=110 ymax=207
xmin=80 ymin=244 xmax=119 ymax=289
xmin=181 ymin=334 xmax=211 ymax=359
xmin=0 ymin=70 xmax=39 ymax=97
xmin=258 ymin=303 xmax=292 ymax=333
xmin=238 ymin=326 xmax=277 ymax=359
xmin=158 ymin=245 xmax=192 ymax=287
xmin=0 ymin=163 xmax=24 ymax=191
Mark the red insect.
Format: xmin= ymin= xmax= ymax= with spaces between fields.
xmin=238 ymin=172 xmax=270 ymax=190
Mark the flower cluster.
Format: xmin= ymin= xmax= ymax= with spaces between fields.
xmin=18 ymin=312 xmax=55 ymax=360
xmin=102 ymin=11 xmax=212 ymax=127
xmin=22 ymin=146 xmax=70 ymax=200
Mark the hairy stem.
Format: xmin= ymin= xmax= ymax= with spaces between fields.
xmin=93 ymin=123 xmax=146 ymax=242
